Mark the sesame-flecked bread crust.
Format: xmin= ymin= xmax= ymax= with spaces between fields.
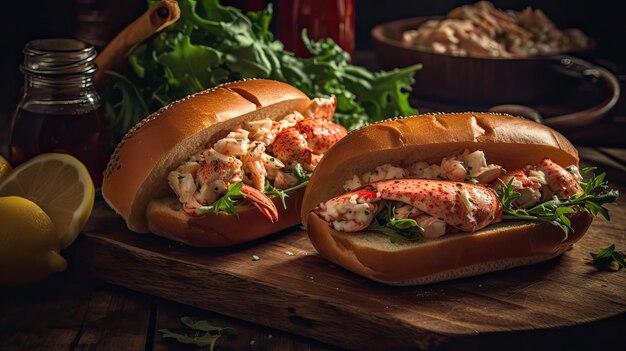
xmin=102 ymin=79 xmax=310 ymax=234
xmin=301 ymin=113 xmax=588 ymax=285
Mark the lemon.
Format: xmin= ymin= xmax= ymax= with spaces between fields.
xmin=0 ymin=153 xmax=95 ymax=249
xmin=0 ymin=154 xmax=11 ymax=185
xmin=0 ymin=196 xmax=67 ymax=286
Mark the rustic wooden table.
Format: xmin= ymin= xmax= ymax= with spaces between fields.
xmin=1 ymin=146 xmax=625 ymax=351
xmin=1 ymin=78 xmax=626 ymax=350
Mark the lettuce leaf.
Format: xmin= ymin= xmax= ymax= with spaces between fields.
xmin=103 ymin=0 xmax=421 ymax=142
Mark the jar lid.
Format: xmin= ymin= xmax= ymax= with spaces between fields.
xmin=21 ymin=39 xmax=98 ymax=76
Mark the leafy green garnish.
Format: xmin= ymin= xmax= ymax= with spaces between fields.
xmin=263 ymin=181 xmax=288 ymax=210
xmin=263 ymin=177 xmax=309 ymax=210
xmin=366 ymin=205 xmax=422 ymax=243
xmin=292 ymin=163 xmax=310 ymax=183
xmin=262 ymin=163 xmax=309 ymax=210
xmin=590 ymin=244 xmax=625 ymax=270
xmin=101 ymin=71 xmax=149 ymax=145
xmin=195 ymin=175 xmax=309 ymax=216
xmin=495 ymin=169 xmax=619 ymax=240
xmin=103 ymin=0 xmax=421 ymax=143
xmin=197 ymin=181 xmax=244 ymax=215
xmin=159 ymin=316 xmax=237 ymax=351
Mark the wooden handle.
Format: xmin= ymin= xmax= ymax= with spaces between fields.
xmin=94 ymin=0 xmax=180 ymax=86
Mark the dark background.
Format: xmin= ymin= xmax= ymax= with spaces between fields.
xmin=0 ymin=0 xmax=623 ymax=115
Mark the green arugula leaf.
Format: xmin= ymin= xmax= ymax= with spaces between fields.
xmin=159 ymin=329 xmax=218 ymax=348
xmin=101 ymin=0 xmax=422 ymax=146
xmin=156 ymin=36 xmax=224 ymax=95
xmin=579 ymin=166 xmax=596 ymax=176
xmin=197 ymin=182 xmax=244 ymax=215
xmin=102 ymin=71 xmax=149 ymax=144
xmin=263 ymin=178 xmax=310 ymax=210
xmin=159 ymin=316 xmax=238 ymax=351
xmin=366 ymin=220 xmax=416 ymax=243
xmin=180 ymin=317 xmax=237 ymax=335
xmin=292 ymin=163 xmax=310 ymax=183
xmin=497 ymin=171 xmax=619 ymax=241
xmin=366 ymin=204 xmax=422 ymax=243
xmin=590 ymin=244 xmax=626 ymax=270
xmin=264 ymin=180 xmax=288 ymax=210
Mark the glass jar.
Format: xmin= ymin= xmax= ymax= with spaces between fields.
xmin=9 ymin=39 xmax=109 ymax=187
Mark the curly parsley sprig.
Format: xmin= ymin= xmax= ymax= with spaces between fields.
xmin=495 ymin=168 xmax=619 ymax=240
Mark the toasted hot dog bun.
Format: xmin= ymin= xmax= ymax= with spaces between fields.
xmin=301 ymin=112 xmax=592 ymax=285
xmin=102 ymin=79 xmax=310 ymax=246
xmin=147 ymin=189 xmax=304 ymax=247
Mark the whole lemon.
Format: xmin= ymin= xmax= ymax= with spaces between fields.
xmin=0 ymin=196 xmax=67 ymax=286
xmin=0 ymin=155 xmax=11 ymax=185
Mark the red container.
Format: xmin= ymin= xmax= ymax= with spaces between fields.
xmin=277 ymin=0 xmax=355 ymax=58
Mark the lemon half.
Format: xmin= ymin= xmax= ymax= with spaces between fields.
xmin=0 ymin=153 xmax=95 ymax=249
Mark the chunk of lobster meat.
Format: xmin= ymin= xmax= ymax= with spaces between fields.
xmin=409 ymin=161 xmax=442 ymax=180
xmin=274 ymin=169 xmax=299 ymax=189
xmin=390 ymin=204 xmax=446 ymax=238
xmin=168 ymin=162 xmax=200 ymax=204
xmin=535 ymin=158 xmax=584 ymax=198
xmin=414 ymin=214 xmax=447 ymax=239
xmin=441 ymin=157 xmax=467 ymax=181
xmin=463 ymin=150 xmax=503 ymax=184
xmin=370 ymin=179 xmax=503 ymax=232
xmin=362 ymin=164 xmax=408 ymax=184
xmin=261 ymin=153 xmax=285 ymax=180
xmin=213 ymin=129 xmax=250 ymax=156
xmin=244 ymin=118 xmax=273 ymax=142
xmin=393 ymin=203 xmax=423 ymax=220
xmin=242 ymin=141 xmax=267 ymax=191
xmin=182 ymin=183 xmax=278 ymax=223
xmin=271 ymin=127 xmax=314 ymax=168
xmin=495 ymin=169 xmax=542 ymax=209
xmin=315 ymin=179 xmax=502 ymax=233
xmin=314 ymin=190 xmax=381 ymax=232
xmin=475 ymin=166 xmax=503 ymax=184
xmin=196 ymin=150 xmax=243 ymax=187
xmin=294 ymin=118 xmax=347 ymax=155
xmin=303 ymin=95 xmax=337 ymax=120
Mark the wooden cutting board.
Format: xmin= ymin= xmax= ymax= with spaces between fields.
xmin=71 ymin=189 xmax=626 ymax=351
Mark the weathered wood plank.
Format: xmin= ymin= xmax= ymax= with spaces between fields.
xmin=0 ymin=273 xmax=152 ymax=351
xmin=71 ymin=285 xmax=152 ymax=351
xmin=0 ymin=273 xmax=92 ymax=351
xmin=151 ymin=298 xmax=340 ymax=351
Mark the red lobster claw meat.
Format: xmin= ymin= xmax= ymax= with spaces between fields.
xmin=240 ymin=183 xmax=279 ymax=223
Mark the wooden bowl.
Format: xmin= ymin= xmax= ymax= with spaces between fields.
xmin=372 ymin=17 xmax=591 ymax=105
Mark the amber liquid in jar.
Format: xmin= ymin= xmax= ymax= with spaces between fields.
xmin=10 ymin=39 xmax=109 ymax=187
xmin=10 ymin=107 xmax=109 ymax=186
